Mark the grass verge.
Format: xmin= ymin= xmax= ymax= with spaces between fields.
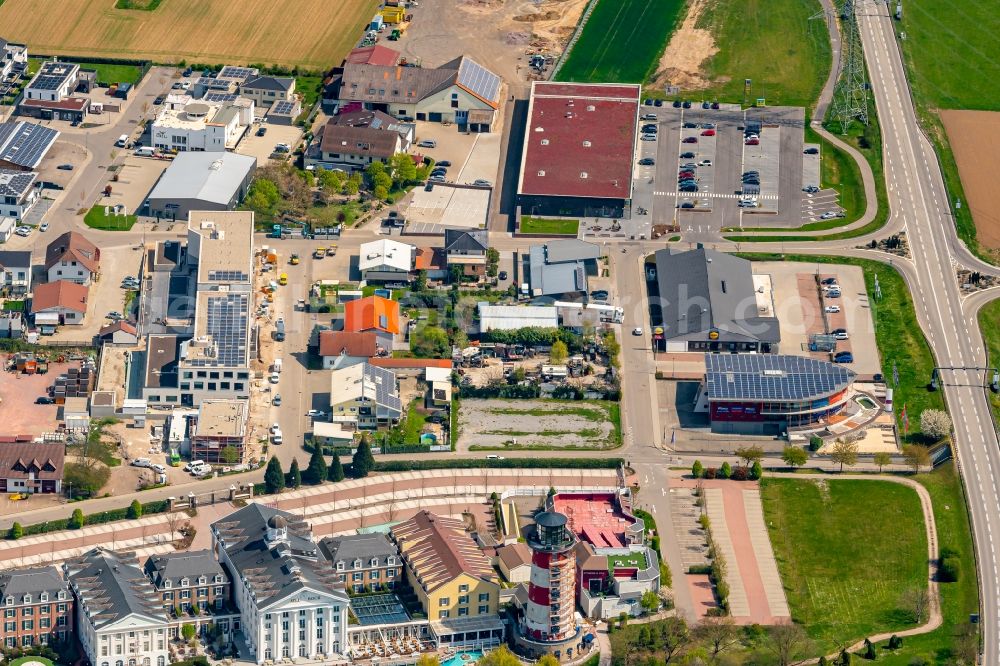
xmin=84 ymin=205 xmax=137 ymax=231
xmin=557 ymin=0 xmax=684 ymax=83
xmin=738 ymin=254 xmax=945 ymax=440
xmin=761 ymin=478 xmax=927 ymax=651
xmin=519 ymin=216 xmax=580 ymax=236
xmin=977 ymin=299 xmax=1000 ymax=423
xmin=692 ymin=0 xmax=832 ymax=108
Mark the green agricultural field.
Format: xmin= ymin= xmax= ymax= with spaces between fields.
xmin=557 ymin=0 xmax=685 ymax=83
xmin=692 ymin=0 xmax=831 ymax=107
xmin=899 ymin=0 xmax=1000 ymax=111
xmin=978 ymin=299 xmax=1000 ymax=423
xmin=761 ymin=478 xmax=928 ymax=650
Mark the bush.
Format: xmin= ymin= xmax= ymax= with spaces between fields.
xmin=703 ymin=467 xmax=718 ymax=479
xmin=939 ymin=548 xmax=961 ymax=582
xmin=68 ymin=509 xmax=85 ymax=530
xmin=750 ymin=460 xmax=763 ymax=480
xmin=8 ymin=522 xmax=22 ymax=540
xmin=691 ymin=460 xmax=704 ymax=478
xmin=127 ymin=499 xmax=143 ymax=519
xmin=809 ymin=434 xmax=824 ymax=451
xmin=719 ymin=462 xmax=732 ymax=479
xmin=730 ymin=466 xmax=749 ymax=481
xmin=372 ymin=457 xmax=623 ymax=473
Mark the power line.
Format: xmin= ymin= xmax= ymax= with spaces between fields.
xmin=831 ymin=0 xmax=871 ymax=133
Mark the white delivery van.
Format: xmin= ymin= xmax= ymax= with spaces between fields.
xmin=272 ymin=358 xmax=283 ymax=373
xmin=135 ymin=146 xmax=156 ymax=157
xmin=115 ymin=134 xmax=129 ymax=147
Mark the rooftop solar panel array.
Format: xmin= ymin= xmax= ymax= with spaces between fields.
xmin=203 ymin=93 xmax=239 ymax=103
xmin=350 ymin=593 xmax=410 ymax=626
xmin=0 ymin=170 xmax=36 ymax=198
xmin=207 ymin=270 xmax=249 ymax=282
xmin=272 ymin=100 xmax=295 ymax=115
xmin=190 ymin=293 xmax=249 ymax=367
xmin=0 ymin=121 xmax=58 ymax=169
xmin=457 ymin=58 xmax=501 ymax=103
xmin=705 ymin=354 xmax=855 ymax=402
xmin=218 ymin=66 xmax=255 ymax=80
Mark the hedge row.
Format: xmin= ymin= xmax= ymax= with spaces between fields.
xmin=19 ymin=499 xmax=170 ymax=537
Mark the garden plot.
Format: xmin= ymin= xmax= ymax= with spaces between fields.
xmin=459 ymin=399 xmax=620 ymax=450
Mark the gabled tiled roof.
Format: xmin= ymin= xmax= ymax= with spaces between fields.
xmin=45 ymin=231 xmax=100 ymax=273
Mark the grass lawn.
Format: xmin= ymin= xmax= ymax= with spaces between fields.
xmin=295 ymin=75 xmax=323 ymax=109
xmin=84 ymin=204 xmax=137 ymax=231
xmin=394 ymin=399 xmax=429 ymax=445
xmin=519 ymin=216 xmax=579 ymax=236
xmin=738 ymin=254 xmax=945 ymax=440
xmin=978 ymin=299 xmax=1000 ymax=423
xmin=692 ymin=0 xmax=831 ymax=108
xmin=90 ymin=62 xmax=143 ymax=85
xmin=557 ymin=0 xmax=685 ymax=83
xmin=761 ymin=478 xmax=927 ymax=650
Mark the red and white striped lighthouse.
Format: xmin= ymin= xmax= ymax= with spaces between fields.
xmin=521 ymin=511 xmax=577 ymax=643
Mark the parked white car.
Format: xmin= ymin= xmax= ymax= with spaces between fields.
xmin=824 ymin=305 xmax=841 ymax=314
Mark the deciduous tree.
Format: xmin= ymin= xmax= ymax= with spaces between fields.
xmin=782 ymin=445 xmax=808 ymax=469
xmin=902 ymin=444 xmax=931 ymax=473
xmin=919 ymin=409 xmax=952 ymax=440
xmin=873 ymin=451 xmax=892 ymax=473
xmin=830 ymin=439 xmax=859 ymax=472
xmin=736 ymin=445 xmax=764 ymax=469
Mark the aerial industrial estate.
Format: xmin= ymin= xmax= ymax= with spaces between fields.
xmin=0 ymin=0 xmax=995 ymax=664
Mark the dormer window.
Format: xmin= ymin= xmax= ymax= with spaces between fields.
xmin=353 ymin=559 xmax=362 ymax=570
xmin=215 ymin=575 xmax=223 ymax=583
xmin=5 ymin=597 xmax=13 ymax=606
xmin=23 ymin=595 xmax=30 ymax=604
xmin=198 ymin=576 xmax=206 ymax=585
xmin=370 ymin=558 xmax=378 ymax=568
xmin=57 ymin=591 xmax=66 ymax=600
xmin=40 ymin=593 xmax=47 ymax=602
xmin=164 ymin=580 xmax=172 ymax=589
xmin=387 ymin=556 xmax=396 ymax=566
xmin=336 ymin=562 xmax=345 ymax=572
xmin=181 ymin=578 xmax=189 ymax=587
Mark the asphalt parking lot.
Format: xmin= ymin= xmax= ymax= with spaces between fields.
xmin=758 ymin=261 xmax=880 ymax=377
xmin=106 ymin=155 xmax=169 ymax=213
xmin=236 ymin=122 xmax=304 ymax=166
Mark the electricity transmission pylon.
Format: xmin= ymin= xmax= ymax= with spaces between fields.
xmin=830 ymin=0 xmax=870 ymax=134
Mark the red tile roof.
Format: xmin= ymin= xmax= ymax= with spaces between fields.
xmin=344 ymin=296 xmax=400 ymax=334
xmin=318 ymin=330 xmax=378 ymax=358
xmin=414 ymin=247 xmax=446 ymax=271
xmin=99 ymin=320 xmax=137 ymax=337
xmin=518 ymin=81 xmax=640 ymax=200
xmin=32 ymin=280 xmax=88 ymax=314
xmin=45 ymin=231 xmax=100 ymax=273
xmin=0 ymin=442 xmax=64 ymax=481
xmin=346 ymin=45 xmax=401 ymax=67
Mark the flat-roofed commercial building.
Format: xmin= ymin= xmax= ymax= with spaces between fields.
xmin=517 ymin=82 xmax=640 ymax=219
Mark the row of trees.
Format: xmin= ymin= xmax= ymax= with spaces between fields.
xmin=263 ymin=437 xmax=378 ymax=494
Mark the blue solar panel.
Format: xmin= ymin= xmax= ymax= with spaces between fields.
xmin=457 ymin=58 xmax=501 ymax=103
xmin=272 ymin=100 xmax=295 ymax=115
xmin=705 ymin=354 xmax=854 ymax=402
xmin=204 ymin=93 xmax=239 ymax=103
xmin=189 ymin=293 xmax=248 ymax=367
xmin=219 ymin=66 xmax=256 ymax=80
xmin=207 ymin=270 xmax=248 ymax=282
xmin=0 ymin=122 xmax=58 ymax=169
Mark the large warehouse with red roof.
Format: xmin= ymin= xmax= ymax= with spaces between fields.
xmin=517 ymin=81 xmax=641 ymax=219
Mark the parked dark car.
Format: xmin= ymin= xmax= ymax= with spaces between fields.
xmin=711 ymin=102 xmax=720 ymax=109
xmin=804 ymin=147 xmax=820 ymax=155
xmin=654 ymin=99 xmax=663 ymax=107
xmin=256 ymin=126 xmax=267 ymax=136
xmin=682 ymin=137 xmax=698 ymax=144
xmin=682 ymin=100 xmax=692 ymax=108
xmin=35 ymin=396 xmax=55 ymax=405
xmin=644 ymin=98 xmax=653 ymax=106
xmin=498 ymin=270 xmax=508 ymax=281
xmin=154 ymin=95 xmax=165 ymax=105
xmin=672 ymin=100 xmax=682 ymax=108
xmin=679 ymin=202 xmax=695 ymax=209
xmin=680 ymin=152 xmax=696 ymax=159
xmin=833 ymin=352 xmax=854 ymax=363
xmin=683 ymin=122 xmax=697 ymax=129
xmin=591 ymin=290 xmax=609 ymax=300
xmin=57 ymin=164 xmax=74 ymax=170
xmin=638 ymin=157 xmax=655 ymax=166
xmin=436 ymin=160 xmax=452 ymax=167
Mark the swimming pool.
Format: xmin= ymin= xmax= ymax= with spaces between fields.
xmin=441 ymin=651 xmax=483 ymax=666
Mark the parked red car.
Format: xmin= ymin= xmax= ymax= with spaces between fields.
xmin=682 ymin=137 xmax=698 ymax=144
xmin=701 ymin=129 xmax=716 ymax=136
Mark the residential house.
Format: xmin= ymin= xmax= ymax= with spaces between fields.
xmin=318 ymin=534 xmax=402 ymax=593
xmin=495 ymin=543 xmax=532 ymax=584
xmin=143 ymin=549 xmax=230 ymax=620
xmin=31 ymin=280 xmax=88 ymax=326
xmin=45 ymin=231 xmax=100 ymax=285
xmin=0 ymin=169 xmax=39 ymax=220
xmin=444 ymin=229 xmax=488 ymax=277
xmin=390 ymin=511 xmax=503 ymax=648
xmin=0 ymin=249 xmax=31 ymax=295
xmin=0 ymin=38 xmax=28 ymax=80
xmin=358 ymin=239 xmax=413 ymax=283
xmin=318 ymin=330 xmax=378 ymax=370
xmin=329 ymin=362 xmax=402 ymax=430
xmin=308 ymin=122 xmax=401 ymax=172
xmin=0 ymin=122 xmax=59 ymax=171
xmin=414 ymin=247 xmax=447 ymax=281
xmin=211 ymin=504 xmax=350 ymax=663
xmin=343 ymin=295 xmax=400 ymax=350
xmin=0 ymin=217 xmax=12 ymax=243
xmin=339 ymin=56 xmax=502 ymax=132
xmin=0 ymin=565 xmax=72 ymax=649
xmin=524 ymin=239 xmax=601 ymax=298
xmin=189 ymin=399 xmax=249 ymax=463
xmin=99 ymin=320 xmax=139 ymax=345
xmin=0 ymin=441 xmax=63 ymax=493
xmin=241 ymin=75 xmax=296 ymax=107
xmin=19 ymin=62 xmax=89 ymax=122
xmin=63 ymin=548 xmax=170 ymax=666
xmin=425 ymin=365 xmax=452 ymax=409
